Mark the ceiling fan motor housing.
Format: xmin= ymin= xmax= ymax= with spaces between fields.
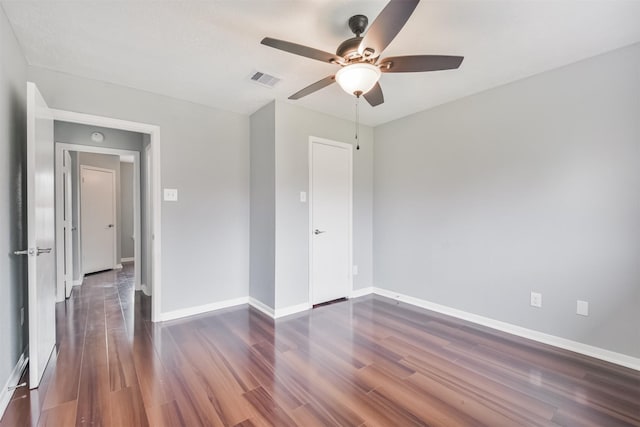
xmin=336 ymin=37 xmax=364 ymax=60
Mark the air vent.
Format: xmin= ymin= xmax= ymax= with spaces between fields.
xmin=249 ymin=71 xmax=281 ymax=88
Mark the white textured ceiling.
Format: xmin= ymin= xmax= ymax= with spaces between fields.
xmin=3 ymin=1 xmax=640 ymax=126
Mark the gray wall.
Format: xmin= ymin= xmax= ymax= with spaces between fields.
xmin=374 ymin=43 xmax=640 ymax=357
xmin=249 ymin=102 xmax=276 ymax=308
xmin=120 ymin=162 xmax=135 ymax=260
xmin=274 ymin=101 xmax=374 ymax=309
xmin=30 ymin=66 xmax=250 ymax=313
xmin=77 ymin=152 xmax=122 ymax=265
xmin=0 ymin=5 xmax=28 ymax=399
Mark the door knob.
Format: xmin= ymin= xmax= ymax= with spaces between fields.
xmin=14 ymin=247 xmax=51 ymax=256
xmin=314 ymin=229 xmax=326 ymax=235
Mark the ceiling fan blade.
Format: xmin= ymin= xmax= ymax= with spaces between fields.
xmin=358 ymin=0 xmax=419 ymax=58
xmin=289 ymin=75 xmax=336 ymax=100
xmin=261 ymin=37 xmax=341 ymax=64
xmin=379 ymin=55 xmax=464 ymax=72
xmin=364 ymin=82 xmax=384 ymax=107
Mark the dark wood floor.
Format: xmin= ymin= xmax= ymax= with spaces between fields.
xmin=2 ymin=265 xmax=639 ymax=426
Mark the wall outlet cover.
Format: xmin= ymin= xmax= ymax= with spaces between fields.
xmin=352 ymin=265 xmax=359 ymax=276
xmin=530 ymin=292 xmax=542 ymax=308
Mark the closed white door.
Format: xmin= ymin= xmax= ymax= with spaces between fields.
xmin=309 ymin=138 xmax=352 ymax=305
xmin=81 ymin=166 xmax=116 ymax=274
xmin=24 ymin=82 xmax=56 ymax=388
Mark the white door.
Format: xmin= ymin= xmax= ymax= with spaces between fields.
xmin=63 ymin=151 xmax=74 ymax=297
xmin=309 ymin=137 xmax=352 ymax=305
xmin=81 ymin=166 xmax=116 ymax=274
xmin=23 ymin=82 xmax=56 ymax=388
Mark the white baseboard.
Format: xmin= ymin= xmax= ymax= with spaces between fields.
xmin=0 ymin=351 xmax=28 ymax=420
xmin=160 ymin=297 xmax=249 ymax=322
xmin=115 ymin=264 xmax=123 ymax=270
xmin=249 ymin=298 xmax=275 ymax=317
xmin=120 ymin=257 xmax=134 ymax=263
xmin=350 ymin=286 xmax=374 ymax=298
xmin=371 ymin=287 xmax=640 ymax=371
xmin=274 ymin=302 xmax=310 ymax=319
xmin=73 ymin=278 xmax=83 ymax=287
xmin=249 ymin=298 xmax=310 ymax=319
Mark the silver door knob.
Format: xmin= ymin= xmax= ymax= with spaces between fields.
xmin=314 ymin=229 xmax=326 ymax=235
xmin=36 ymin=247 xmax=52 ymax=256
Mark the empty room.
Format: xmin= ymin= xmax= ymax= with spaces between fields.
xmin=0 ymin=0 xmax=638 ymax=426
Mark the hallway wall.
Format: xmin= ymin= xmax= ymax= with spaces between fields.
xmin=30 ymin=66 xmax=250 ymax=315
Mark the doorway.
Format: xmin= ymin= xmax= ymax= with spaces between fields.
xmin=308 ymin=136 xmax=353 ymax=305
xmin=52 ymin=110 xmax=162 ymax=323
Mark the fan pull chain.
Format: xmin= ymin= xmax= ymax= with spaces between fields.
xmin=355 ymin=95 xmax=360 ymax=150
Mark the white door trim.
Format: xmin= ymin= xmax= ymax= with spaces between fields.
xmin=308 ymin=136 xmax=353 ymax=306
xmin=80 ymin=165 xmax=117 ymax=272
xmin=51 ymin=109 xmax=162 ymax=323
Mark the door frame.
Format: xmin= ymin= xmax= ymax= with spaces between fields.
xmin=52 ymin=109 xmax=162 ymax=322
xmin=79 ymin=164 xmax=118 ymax=274
xmin=307 ymin=136 xmax=353 ymax=306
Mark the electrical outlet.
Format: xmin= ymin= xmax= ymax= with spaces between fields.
xmin=163 ymin=188 xmax=178 ymax=202
xmin=577 ymin=300 xmax=589 ymax=316
xmin=20 ymin=307 xmax=24 ymax=326
xmin=352 ymin=265 xmax=358 ymax=276
xmin=530 ymin=292 xmax=542 ymax=308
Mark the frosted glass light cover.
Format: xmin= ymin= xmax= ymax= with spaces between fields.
xmin=335 ymin=63 xmax=381 ymax=96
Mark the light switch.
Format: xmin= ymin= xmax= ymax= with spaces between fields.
xmin=577 ymin=300 xmax=589 ymax=316
xmin=164 ymin=188 xmax=178 ymax=202
xmin=300 ymin=191 xmax=307 ymax=203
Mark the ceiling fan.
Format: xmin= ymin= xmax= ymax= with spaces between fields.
xmin=261 ymin=0 xmax=463 ymax=107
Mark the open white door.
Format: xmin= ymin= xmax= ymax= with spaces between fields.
xmin=21 ymin=82 xmax=56 ymax=388
xmin=309 ymin=137 xmax=353 ymax=305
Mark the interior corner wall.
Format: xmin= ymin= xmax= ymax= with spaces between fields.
xmin=0 ymin=4 xmax=28 ymax=405
xmin=274 ymin=101 xmax=374 ymax=310
xmin=29 ymin=66 xmax=250 ymax=314
xmin=373 ymin=43 xmax=640 ymax=357
xmin=249 ymin=101 xmax=276 ymax=308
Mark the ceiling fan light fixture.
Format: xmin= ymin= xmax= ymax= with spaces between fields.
xmin=335 ymin=63 xmax=381 ymax=97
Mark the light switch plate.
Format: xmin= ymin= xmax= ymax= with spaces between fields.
xmin=577 ymin=300 xmax=589 ymax=316
xmin=352 ymin=265 xmax=359 ymax=276
xmin=164 ymin=188 xmax=178 ymax=202
xmin=300 ymin=191 xmax=307 ymax=203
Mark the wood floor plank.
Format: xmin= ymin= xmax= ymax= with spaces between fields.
xmin=3 ymin=265 xmax=639 ymax=427
xmin=38 ymin=400 xmax=77 ymax=427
